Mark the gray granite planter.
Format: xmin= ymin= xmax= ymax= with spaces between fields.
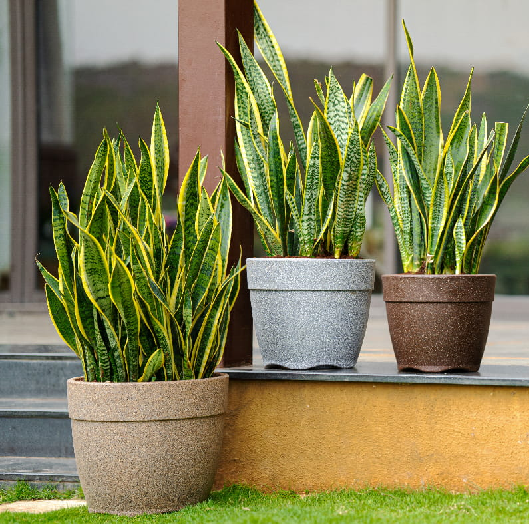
xmin=247 ymin=258 xmax=375 ymax=369
xmin=67 ymin=374 xmax=228 ymax=516
xmin=382 ymin=274 xmax=496 ymax=372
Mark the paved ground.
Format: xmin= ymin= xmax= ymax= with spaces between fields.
xmin=1 ymin=294 xmax=528 ymax=365
xmin=357 ymin=295 xmax=529 ymax=367
xmin=253 ymin=294 xmax=529 ymax=368
xmin=0 ymin=308 xmax=64 ymax=347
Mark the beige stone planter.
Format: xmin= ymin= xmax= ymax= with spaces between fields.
xmin=67 ymin=374 xmax=228 ymax=516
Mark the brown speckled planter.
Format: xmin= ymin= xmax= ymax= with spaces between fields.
xmin=382 ymin=274 xmax=496 ymax=372
xmin=67 ymin=374 xmax=228 ymax=516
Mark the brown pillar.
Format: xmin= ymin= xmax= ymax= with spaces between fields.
xmin=178 ymin=0 xmax=254 ymax=366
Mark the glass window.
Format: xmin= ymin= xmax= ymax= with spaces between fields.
xmin=399 ymin=0 xmax=529 ymax=293
xmin=254 ymin=0 xmax=387 ymax=274
xmin=36 ymin=0 xmax=179 ymax=286
xmin=0 ymin=0 xmax=11 ymax=292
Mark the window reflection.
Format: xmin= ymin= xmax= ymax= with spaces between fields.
xmin=0 ymin=0 xmax=11 ymax=291
xmin=400 ymin=0 xmax=529 ymax=293
xmin=36 ymin=0 xmax=178 ymax=288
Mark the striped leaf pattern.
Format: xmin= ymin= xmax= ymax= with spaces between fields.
xmin=220 ymin=1 xmax=391 ymax=258
xmin=37 ymin=107 xmax=242 ymax=382
xmin=378 ymin=22 xmax=529 ymax=274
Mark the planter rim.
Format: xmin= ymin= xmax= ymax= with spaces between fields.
xmin=382 ymin=273 xmax=496 ymax=303
xmin=68 ymin=372 xmax=227 ymax=386
xmin=247 ymin=257 xmax=375 ymax=291
xmin=248 ymin=256 xmax=375 ymax=260
xmin=67 ymin=373 xmax=228 ymax=422
xmin=381 ymin=273 xmax=496 ymax=278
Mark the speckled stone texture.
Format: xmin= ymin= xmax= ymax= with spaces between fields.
xmin=67 ymin=374 xmax=228 ymax=516
xmin=382 ymin=274 xmax=496 ymax=372
xmin=247 ymin=258 xmax=375 ymax=369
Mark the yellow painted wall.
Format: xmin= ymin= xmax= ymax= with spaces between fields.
xmin=215 ymin=380 xmax=529 ymax=492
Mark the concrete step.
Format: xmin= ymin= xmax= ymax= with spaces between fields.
xmin=0 ymin=456 xmax=79 ymax=490
xmin=0 ymin=344 xmax=72 ymax=354
xmin=0 ymin=353 xmax=83 ymax=398
xmin=0 ymin=398 xmax=74 ymax=458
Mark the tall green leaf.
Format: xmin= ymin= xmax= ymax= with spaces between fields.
xmin=79 ymin=139 xmax=108 ymax=229
xmin=334 ymin=125 xmax=363 ymax=257
xmin=150 ymin=103 xmax=170 ymax=203
xmin=254 ymin=1 xmax=307 ymax=167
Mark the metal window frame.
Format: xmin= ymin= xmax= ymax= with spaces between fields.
xmin=2 ymin=0 xmax=43 ymax=309
xmin=382 ymin=0 xmax=399 ymax=274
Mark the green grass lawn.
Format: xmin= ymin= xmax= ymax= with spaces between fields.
xmin=0 ymin=482 xmax=82 ymax=504
xmin=2 ymin=483 xmax=529 ymax=523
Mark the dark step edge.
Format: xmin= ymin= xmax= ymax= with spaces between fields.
xmin=0 ymin=472 xmax=79 ymax=482
xmin=0 ymin=410 xmax=69 ymax=418
xmin=0 ymin=345 xmax=71 ymax=354
xmin=0 ymin=457 xmax=79 ymax=487
xmin=0 ymin=353 xmax=79 ymax=361
xmin=0 ymin=477 xmax=80 ymax=491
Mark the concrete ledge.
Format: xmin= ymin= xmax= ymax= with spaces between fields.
xmin=222 ymin=362 xmax=529 ymax=387
xmin=215 ymin=377 xmax=529 ymax=491
xmin=0 ymin=352 xmax=78 ymax=360
xmin=0 ymin=457 xmax=79 ymax=487
xmin=0 ymin=345 xmax=70 ymax=354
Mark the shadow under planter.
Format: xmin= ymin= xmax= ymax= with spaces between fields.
xmin=67 ymin=374 xmax=228 ymax=516
xmin=247 ymin=258 xmax=375 ymax=369
xmin=382 ymin=274 xmax=496 ymax=372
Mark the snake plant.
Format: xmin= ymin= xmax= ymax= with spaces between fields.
xmin=218 ymin=1 xmax=391 ymax=258
xmin=377 ymin=22 xmax=529 ymax=274
xmin=37 ymin=105 xmax=242 ymax=382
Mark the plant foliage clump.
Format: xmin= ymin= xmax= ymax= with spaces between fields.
xmin=219 ymin=1 xmax=391 ymax=258
xmin=37 ymin=106 xmax=242 ymax=382
xmin=377 ymin=22 xmax=529 ymax=274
